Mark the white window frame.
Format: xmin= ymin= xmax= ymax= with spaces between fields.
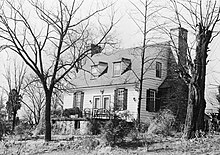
xmin=156 ymin=62 xmax=162 ymax=78
xmin=149 ymin=90 xmax=156 ymax=111
xmin=102 ymin=95 xmax=111 ymax=110
xmin=91 ymin=65 xmax=99 ymax=78
xmin=113 ymin=62 xmax=121 ymax=77
xmin=93 ymin=96 xmax=101 ymax=109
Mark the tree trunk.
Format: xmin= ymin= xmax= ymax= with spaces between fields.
xmin=12 ymin=110 xmax=17 ymax=131
xmin=32 ymin=107 xmax=45 ymax=137
xmin=45 ymin=91 xmax=52 ymax=141
xmin=183 ymin=24 xmax=211 ymax=139
xmin=137 ymin=0 xmax=148 ymax=124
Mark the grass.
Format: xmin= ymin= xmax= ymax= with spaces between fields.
xmin=2 ymin=132 xmax=220 ymax=155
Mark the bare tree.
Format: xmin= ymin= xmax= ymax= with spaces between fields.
xmin=0 ymin=89 xmax=6 ymax=140
xmin=165 ymin=0 xmax=220 ymax=139
xmin=22 ymin=75 xmax=45 ymax=125
xmin=128 ymin=0 xmax=165 ymax=123
xmin=22 ymin=74 xmax=63 ymax=125
xmin=0 ymin=0 xmax=117 ymax=141
xmin=0 ymin=89 xmax=5 ymax=112
xmin=3 ymin=61 xmax=26 ymax=131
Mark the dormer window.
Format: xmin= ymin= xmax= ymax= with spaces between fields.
xmin=91 ymin=65 xmax=99 ymax=78
xmin=113 ymin=58 xmax=131 ymax=77
xmin=91 ymin=62 xmax=108 ymax=79
xmin=113 ymin=62 xmax=121 ymax=77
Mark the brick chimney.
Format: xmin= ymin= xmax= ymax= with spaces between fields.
xmin=170 ymin=27 xmax=188 ymax=68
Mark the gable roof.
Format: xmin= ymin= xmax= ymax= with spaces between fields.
xmin=71 ymin=42 xmax=171 ymax=89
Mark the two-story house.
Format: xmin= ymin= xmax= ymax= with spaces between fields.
xmin=63 ymin=27 xmax=188 ymax=124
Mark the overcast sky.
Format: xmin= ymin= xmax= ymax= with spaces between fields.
xmin=0 ymin=0 xmax=220 ymax=109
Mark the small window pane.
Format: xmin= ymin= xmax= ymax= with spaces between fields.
xmin=103 ymin=96 xmax=110 ymax=110
xmin=74 ymin=92 xmax=82 ymax=107
xmin=91 ymin=65 xmax=99 ymax=78
xmin=146 ymin=89 xmax=156 ymax=112
xmin=93 ymin=96 xmax=101 ymax=108
xmin=115 ymin=88 xmax=126 ymax=110
xmin=113 ymin=62 xmax=121 ymax=76
xmin=156 ymin=62 xmax=162 ymax=78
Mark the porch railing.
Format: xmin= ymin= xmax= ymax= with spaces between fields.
xmin=83 ymin=108 xmax=135 ymax=121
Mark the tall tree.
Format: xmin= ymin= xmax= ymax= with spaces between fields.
xmin=0 ymin=0 xmax=117 ymax=141
xmin=6 ymin=89 xmax=22 ymax=131
xmin=128 ymin=0 xmax=165 ymax=123
xmin=0 ymin=89 xmax=5 ymax=112
xmin=216 ymin=85 xmax=220 ymax=119
xmin=2 ymin=61 xmax=26 ymax=131
xmin=166 ymin=0 xmax=220 ymax=139
xmin=22 ymin=75 xmax=45 ymax=125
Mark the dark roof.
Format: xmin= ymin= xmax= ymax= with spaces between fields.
xmin=158 ymin=79 xmax=171 ymax=89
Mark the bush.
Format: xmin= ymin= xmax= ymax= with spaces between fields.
xmin=82 ymin=138 xmax=100 ymax=151
xmin=15 ymin=121 xmax=33 ymax=139
xmin=147 ymin=109 xmax=175 ymax=136
xmin=63 ymin=107 xmax=83 ymax=118
xmin=0 ymin=119 xmax=4 ymax=140
xmin=0 ymin=119 xmax=11 ymax=140
xmin=51 ymin=109 xmax=62 ymax=118
xmin=87 ymin=118 xmax=103 ymax=135
xmin=126 ymin=121 xmax=150 ymax=141
xmin=101 ymin=119 xmax=131 ymax=146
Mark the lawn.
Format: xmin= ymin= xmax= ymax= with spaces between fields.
xmin=1 ymin=133 xmax=220 ymax=155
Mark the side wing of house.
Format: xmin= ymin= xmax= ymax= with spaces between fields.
xmin=139 ymin=45 xmax=170 ymax=122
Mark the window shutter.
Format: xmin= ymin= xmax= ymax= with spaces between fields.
xmin=146 ymin=89 xmax=150 ymax=111
xmin=123 ymin=89 xmax=128 ymax=110
xmin=121 ymin=58 xmax=131 ymax=75
xmin=155 ymin=91 xmax=160 ymax=112
xmin=80 ymin=92 xmax=84 ymax=110
xmin=114 ymin=89 xmax=118 ymax=111
xmin=73 ymin=92 xmax=76 ymax=108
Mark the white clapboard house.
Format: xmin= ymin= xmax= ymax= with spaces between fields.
xmin=63 ymin=27 xmax=188 ymax=123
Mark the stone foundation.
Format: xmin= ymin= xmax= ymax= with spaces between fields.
xmin=52 ymin=120 xmax=91 ymax=135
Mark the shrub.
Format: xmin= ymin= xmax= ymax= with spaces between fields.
xmin=0 ymin=119 xmax=4 ymax=140
xmin=15 ymin=121 xmax=33 ymax=139
xmin=126 ymin=121 xmax=150 ymax=141
xmin=51 ymin=109 xmax=62 ymax=118
xmin=82 ymin=138 xmax=100 ymax=151
xmin=87 ymin=118 xmax=103 ymax=135
xmin=147 ymin=109 xmax=175 ymax=136
xmin=63 ymin=107 xmax=82 ymax=118
xmin=0 ymin=119 xmax=11 ymax=140
xmin=101 ymin=119 xmax=131 ymax=146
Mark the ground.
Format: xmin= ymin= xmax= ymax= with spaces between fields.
xmin=1 ymin=133 xmax=220 ymax=155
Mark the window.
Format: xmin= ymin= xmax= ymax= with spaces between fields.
xmin=156 ymin=62 xmax=162 ymax=78
xmin=73 ymin=91 xmax=84 ymax=110
xmin=91 ymin=65 xmax=99 ymax=78
xmin=93 ymin=96 xmax=101 ymax=109
xmin=146 ymin=89 xmax=160 ymax=112
xmin=113 ymin=62 xmax=121 ymax=76
xmin=114 ymin=88 xmax=128 ymax=110
xmin=113 ymin=58 xmax=131 ymax=77
xmin=91 ymin=62 xmax=108 ymax=79
xmin=103 ymin=95 xmax=111 ymax=110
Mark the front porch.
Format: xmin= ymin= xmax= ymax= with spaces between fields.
xmin=51 ymin=108 xmax=135 ymax=135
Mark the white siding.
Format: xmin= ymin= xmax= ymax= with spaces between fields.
xmin=63 ymin=93 xmax=73 ymax=109
xmin=140 ymin=48 xmax=169 ymax=122
xmin=63 ymin=85 xmax=139 ymax=119
xmin=63 ymin=45 xmax=171 ymax=122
